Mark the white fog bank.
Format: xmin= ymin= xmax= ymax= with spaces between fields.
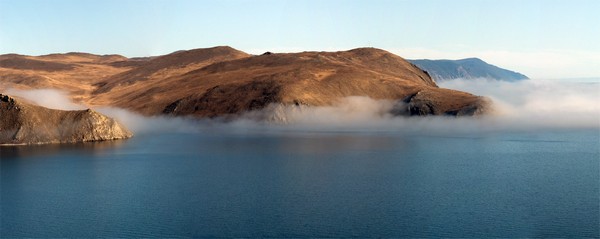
xmin=439 ymin=79 xmax=600 ymax=129
xmin=2 ymin=79 xmax=599 ymax=136
xmin=5 ymin=88 xmax=86 ymax=110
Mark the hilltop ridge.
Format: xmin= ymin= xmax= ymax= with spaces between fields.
xmin=1 ymin=46 xmax=491 ymax=119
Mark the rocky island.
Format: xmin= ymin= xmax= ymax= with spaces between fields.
xmin=0 ymin=94 xmax=132 ymax=145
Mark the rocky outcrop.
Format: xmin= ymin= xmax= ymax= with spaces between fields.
xmin=397 ymin=89 xmax=491 ymax=116
xmin=0 ymin=94 xmax=132 ymax=145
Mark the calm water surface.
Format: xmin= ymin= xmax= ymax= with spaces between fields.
xmin=1 ymin=129 xmax=599 ymax=237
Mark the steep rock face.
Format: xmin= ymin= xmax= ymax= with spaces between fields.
xmin=0 ymin=94 xmax=132 ymax=145
xmin=399 ymin=88 xmax=491 ymax=116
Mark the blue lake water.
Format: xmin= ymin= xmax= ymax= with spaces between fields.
xmin=1 ymin=128 xmax=599 ymax=237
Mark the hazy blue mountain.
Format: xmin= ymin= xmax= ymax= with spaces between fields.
xmin=409 ymin=58 xmax=528 ymax=81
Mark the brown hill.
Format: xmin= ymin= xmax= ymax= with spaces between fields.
xmin=38 ymin=52 xmax=128 ymax=64
xmin=0 ymin=46 xmax=250 ymax=105
xmin=0 ymin=55 xmax=76 ymax=71
xmin=0 ymin=46 xmax=490 ymax=119
xmin=93 ymin=46 xmax=251 ymax=94
xmin=0 ymin=53 xmax=132 ymax=103
xmin=0 ymin=94 xmax=132 ymax=145
xmin=91 ymin=47 xmax=488 ymax=117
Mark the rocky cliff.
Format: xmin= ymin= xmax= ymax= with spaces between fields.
xmin=0 ymin=94 xmax=132 ymax=145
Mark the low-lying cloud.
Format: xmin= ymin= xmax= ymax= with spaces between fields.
xmin=3 ymin=78 xmax=598 ymax=136
xmin=95 ymin=107 xmax=204 ymax=135
xmin=1 ymin=88 xmax=203 ymax=135
xmin=439 ymin=78 xmax=599 ymax=129
xmin=5 ymin=88 xmax=85 ymax=110
xmin=234 ymin=78 xmax=599 ymax=133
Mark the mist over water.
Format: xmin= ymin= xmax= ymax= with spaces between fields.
xmin=3 ymin=80 xmax=599 ymax=238
xmin=440 ymin=78 xmax=600 ymax=130
xmin=95 ymin=107 xmax=204 ymax=135
xmin=4 ymin=88 xmax=85 ymax=110
xmin=230 ymin=78 xmax=600 ymax=134
xmin=3 ymin=79 xmax=599 ymax=135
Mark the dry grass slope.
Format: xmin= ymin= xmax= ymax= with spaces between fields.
xmin=0 ymin=46 xmax=490 ymax=119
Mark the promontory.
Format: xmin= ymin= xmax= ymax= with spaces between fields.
xmin=0 ymin=94 xmax=132 ymax=145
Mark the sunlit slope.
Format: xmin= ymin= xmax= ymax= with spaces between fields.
xmin=91 ymin=47 xmax=488 ymax=117
xmin=1 ymin=46 xmax=490 ymax=118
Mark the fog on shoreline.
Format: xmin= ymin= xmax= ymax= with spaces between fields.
xmin=3 ymin=79 xmax=599 ymax=136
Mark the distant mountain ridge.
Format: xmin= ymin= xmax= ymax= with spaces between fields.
xmin=408 ymin=58 xmax=528 ymax=81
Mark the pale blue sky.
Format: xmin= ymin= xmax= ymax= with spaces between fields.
xmin=0 ymin=0 xmax=598 ymax=78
